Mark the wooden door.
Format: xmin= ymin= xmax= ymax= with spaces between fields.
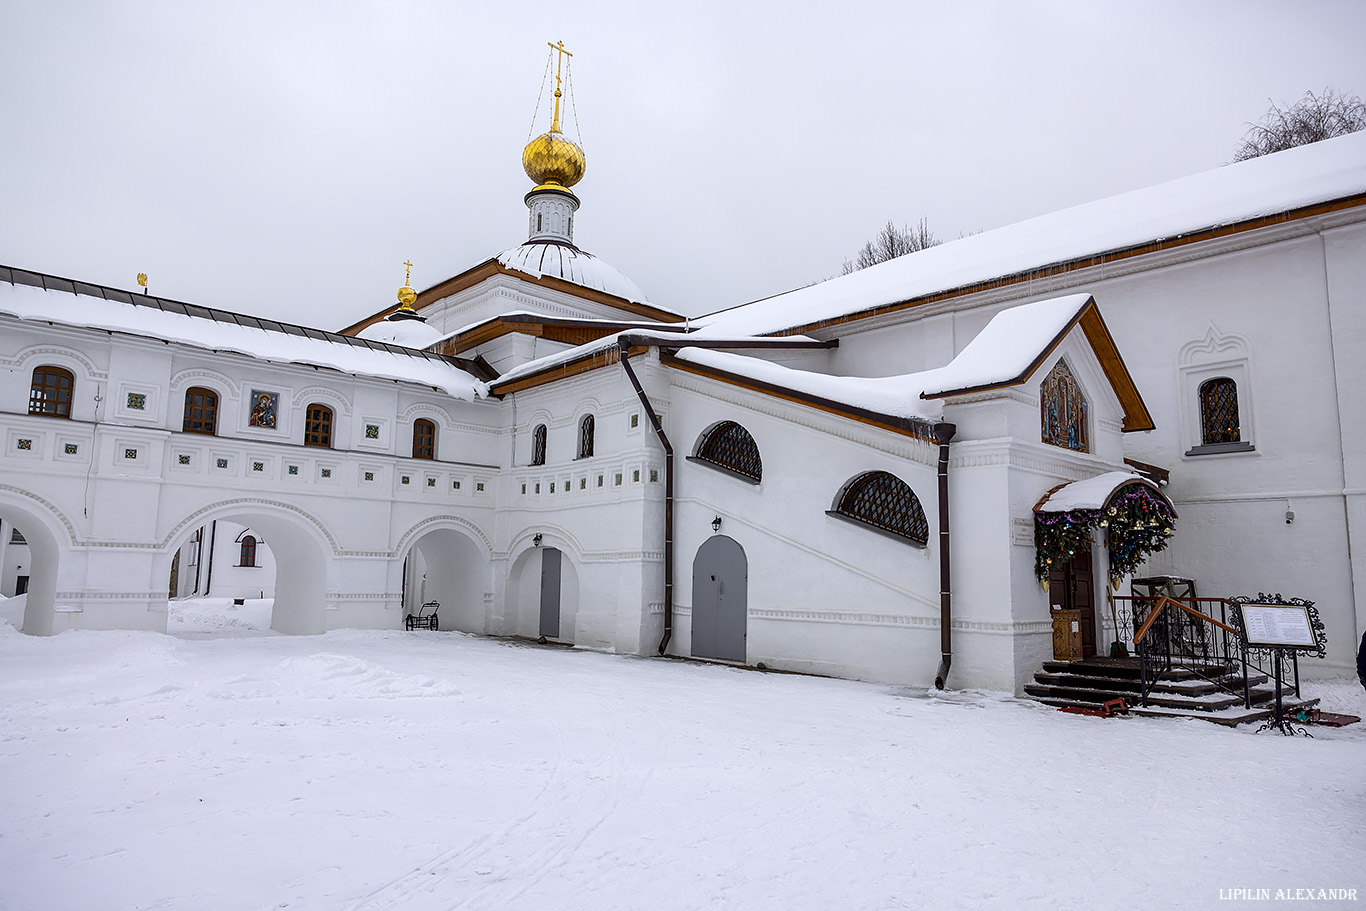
xmin=1048 ymin=549 xmax=1097 ymax=658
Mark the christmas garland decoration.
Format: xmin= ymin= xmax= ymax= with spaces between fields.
xmin=1034 ymin=484 xmax=1176 ymax=591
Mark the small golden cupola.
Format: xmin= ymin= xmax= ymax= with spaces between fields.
xmin=391 ymin=260 xmax=422 ymax=321
xmin=522 ymin=41 xmax=584 ymax=245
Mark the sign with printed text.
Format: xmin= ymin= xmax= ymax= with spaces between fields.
xmin=1238 ymin=603 xmax=1317 ymax=647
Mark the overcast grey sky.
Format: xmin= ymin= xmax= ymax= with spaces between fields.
xmin=3 ymin=1 xmax=1364 ymax=327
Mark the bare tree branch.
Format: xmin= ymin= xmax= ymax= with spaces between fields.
xmin=1232 ymin=88 xmax=1366 ymax=161
xmin=840 ymin=217 xmax=942 ymax=274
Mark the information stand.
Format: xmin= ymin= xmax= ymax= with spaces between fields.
xmin=1230 ymin=594 xmax=1327 ymax=736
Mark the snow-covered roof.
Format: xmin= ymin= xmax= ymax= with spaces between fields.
xmin=433 ymin=310 xmax=688 ymax=349
xmin=356 ymin=315 xmax=446 ymax=350
xmin=0 ymin=275 xmax=487 ymax=400
xmin=1036 ymin=471 xmax=1151 ymax=512
xmin=699 ymin=131 xmax=1366 ymax=338
xmin=918 ymin=294 xmax=1091 ymax=398
xmin=497 ymin=242 xmax=651 ymax=305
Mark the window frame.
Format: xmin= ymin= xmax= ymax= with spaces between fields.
xmin=412 ymin=418 xmax=436 ymax=460
xmin=239 ymin=535 xmax=258 ymax=568
xmin=577 ymin=414 xmax=595 ymax=459
xmin=181 ymin=386 xmax=220 ymax=436
xmin=530 ymin=423 xmax=547 ymax=466
xmin=303 ymin=402 xmax=334 ymax=448
xmin=689 ymin=420 xmax=763 ymax=484
xmin=28 ymin=365 xmax=75 ymax=419
xmin=827 ymin=470 xmax=929 ymax=547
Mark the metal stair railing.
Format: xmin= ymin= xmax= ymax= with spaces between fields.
xmin=1129 ymin=595 xmax=1249 ymax=708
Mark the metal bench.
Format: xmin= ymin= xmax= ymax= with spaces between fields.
xmin=405 ymin=601 xmax=440 ymax=631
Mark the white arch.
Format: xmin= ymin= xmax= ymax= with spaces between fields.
xmin=394 ymin=514 xmax=493 ymax=559
xmin=159 ymin=497 xmax=340 ymax=555
xmin=7 ymin=343 xmax=106 ymax=380
xmin=169 ymin=366 xmax=241 ymax=401
xmin=291 ymin=385 xmax=353 ymax=415
xmin=0 ymin=488 xmax=76 ymax=636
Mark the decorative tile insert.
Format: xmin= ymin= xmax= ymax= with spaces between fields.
xmin=476 ymin=482 xmax=485 ymax=492
xmin=633 ymin=469 xmax=641 ymax=482
xmin=64 ymin=443 xmax=78 ymax=455
xmin=288 ymin=465 xmax=298 ymax=475
xmin=550 ymin=482 xmax=555 ymax=493
xmin=614 ymin=473 xmax=623 ymax=486
xmin=630 ymin=413 xmax=639 ymax=429
xmin=216 ymin=458 xmax=228 ymax=469
xmin=178 ymin=454 xmax=191 ymax=465
xmin=535 ymin=483 xmax=541 ymax=494
xmin=401 ymin=475 xmax=410 ymax=485
xmin=580 ymin=478 xmax=586 ymax=490
xmin=520 ymin=483 xmax=525 ymax=495
xmin=252 ymin=461 xmax=264 ymax=472
xmin=125 ymin=448 xmax=138 ymax=460
xmin=16 ymin=439 xmax=32 ymax=451
xmin=650 ymin=469 xmax=659 ymax=482
xmin=126 ymin=392 xmax=147 ymax=410
xmin=454 ymin=480 xmax=462 ymax=490
xmin=597 ymin=475 xmax=604 ymax=487
xmin=364 ymin=471 xmax=375 ymax=481
xmin=321 ymin=468 xmax=332 ymax=478
xmin=365 ymin=424 xmax=380 ymax=439
xmin=427 ymin=478 xmax=435 ymax=487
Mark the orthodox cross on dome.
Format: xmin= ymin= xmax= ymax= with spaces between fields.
xmin=547 ymin=40 xmax=573 ymax=133
xmin=403 ymin=260 xmax=413 ymax=286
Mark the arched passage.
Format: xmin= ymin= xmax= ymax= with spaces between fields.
xmin=162 ymin=504 xmax=332 ymax=635
xmin=506 ymin=541 xmax=580 ymax=642
xmin=0 ymin=496 xmax=67 ymax=637
xmin=691 ymin=535 xmax=748 ymax=661
xmin=400 ymin=526 xmax=489 ymax=633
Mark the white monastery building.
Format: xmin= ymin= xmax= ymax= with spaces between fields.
xmin=2 ymin=60 xmax=1364 ymax=694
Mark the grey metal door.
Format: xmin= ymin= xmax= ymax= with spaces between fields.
xmin=691 ymin=535 xmax=747 ymax=661
xmin=539 ymin=547 xmax=561 ymax=638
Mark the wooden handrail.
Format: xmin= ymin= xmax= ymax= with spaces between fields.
xmin=1112 ymin=595 xmax=1233 ymax=606
xmin=1131 ymin=595 xmax=1237 ymax=645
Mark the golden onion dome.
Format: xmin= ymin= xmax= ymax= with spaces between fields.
xmin=396 ymin=284 xmax=417 ymax=307
xmin=522 ymin=129 xmax=586 ymax=192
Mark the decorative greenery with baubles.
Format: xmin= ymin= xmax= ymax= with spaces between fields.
xmin=1034 ymin=484 xmax=1176 ymax=591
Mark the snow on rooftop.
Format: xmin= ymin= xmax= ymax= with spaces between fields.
xmin=673 ymin=347 xmax=945 ymax=423
xmin=433 ymin=310 xmax=686 ymax=348
xmin=0 ymin=282 xmax=486 ymax=400
xmin=1036 ymin=470 xmax=1147 ymax=512
xmin=497 ymin=241 xmax=653 ymax=305
xmin=699 ymin=131 xmax=1366 ymax=338
xmin=355 ymin=315 xmax=447 ymax=351
xmin=919 ymin=293 xmax=1091 ymax=397
xmin=672 ymin=294 xmax=1095 ymax=424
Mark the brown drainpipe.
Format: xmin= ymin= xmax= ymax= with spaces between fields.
xmin=617 ymin=341 xmax=675 ymax=655
xmin=933 ymin=421 xmax=956 ymax=689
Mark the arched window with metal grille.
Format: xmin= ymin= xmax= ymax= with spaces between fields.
xmin=1199 ymin=377 xmax=1240 ymax=445
xmin=1040 ymin=359 xmax=1088 ymax=453
xmin=182 ymin=386 xmax=219 ymax=435
xmin=28 ymin=366 xmax=75 ymax=418
xmin=239 ymin=535 xmax=258 ymax=568
xmin=832 ymin=471 xmax=929 ymax=546
xmin=577 ymin=414 xmax=595 ymax=459
xmin=692 ymin=421 xmax=762 ymax=482
xmin=530 ymin=423 xmax=547 ymax=466
xmin=304 ymin=403 xmax=333 ymax=448
xmin=412 ymin=418 xmax=436 ymax=460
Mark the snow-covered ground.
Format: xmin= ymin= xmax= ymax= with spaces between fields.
xmin=1 ymin=597 xmax=1362 ymax=911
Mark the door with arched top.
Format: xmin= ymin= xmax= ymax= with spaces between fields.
xmin=691 ymin=536 xmax=747 ymax=661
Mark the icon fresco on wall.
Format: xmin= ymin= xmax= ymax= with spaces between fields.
xmin=249 ymin=390 xmax=279 ymax=428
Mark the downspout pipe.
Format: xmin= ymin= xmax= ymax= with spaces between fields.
xmin=618 ymin=340 xmax=675 ymax=655
xmin=933 ymin=421 xmax=956 ymax=689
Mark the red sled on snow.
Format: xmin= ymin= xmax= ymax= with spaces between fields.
xmin=1059 ymin=698 xmax=1129 ymax=718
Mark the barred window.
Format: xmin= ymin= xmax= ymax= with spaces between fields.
xmin=694 ymin=421 xmax=762 ymax=482
xmin=182 ymin=386 xmax=218 ymax=435
xmin=1040 ymin=359 xmax=1088 ymax=453
xmin=834 ymin=471 xmax=929 ymax=546
xmin=29 ymin=366 xmax=74 ymax=418
xmin=531 ymin=423 xmax=547 ymax=466
xmin=578 ymin=414 xmax=595 ymax=459
xmin=304 ymin=403 xmax=333 ymax=448
xmin=413 ymin=418 xmax=436 ymax=460
xmin=1199 ymin=377 xmax=1240 ymax=445
xmin=239 ymin=535 xmax=257 ymax=567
